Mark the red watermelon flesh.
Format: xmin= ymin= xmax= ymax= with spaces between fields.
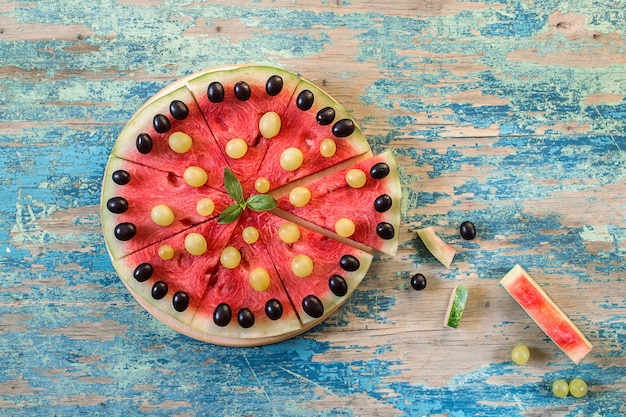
xmin=254 ymin=77 xmax=371 ymax=192
xmin=189 ymin=211 xmax=301 ymax=340
xmin=255 ymin=211 xmax=373 ymax=326
xmin=186 ymin=66 xmax=301 ymax=194
xmin=274 ymin=151 xmax=401 ymax=256
xmin=500 ymin=264 xmax=593 ymax=364
xmin=101 ymin=156 xmax=234 ymax=260
xmin=112 ymin=218 xmax=238 ymax=326
xmin=111 ymin=85 xmax=230 ymax=193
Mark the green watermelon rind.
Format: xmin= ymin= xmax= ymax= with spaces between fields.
xmin=444 ymin=284 xmax=469 ymax=329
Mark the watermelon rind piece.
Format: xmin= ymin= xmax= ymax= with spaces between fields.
xmin=500 ymin=264 xmax=593 ymax=364
xmin=444 ymin=284 xmax=469 ymax=329
xmin=273 ymin=151 xmax=402 ymax=256
xmin=416 ymin=227 xmax=456 ymax=267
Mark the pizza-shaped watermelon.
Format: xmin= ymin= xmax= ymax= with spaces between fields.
xmin=101 ymin=65 xmax=401 ymax=346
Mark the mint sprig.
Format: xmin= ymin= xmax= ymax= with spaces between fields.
xmin=218 ymin=168 xmax=277 ymax=224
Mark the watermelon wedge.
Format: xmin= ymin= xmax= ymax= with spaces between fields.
xmin=101 ymin=156 xmax=233 ymax=260
xmin=111 ymin=85 xmax=230 ymax=193
xmin=255 ymin=211 xmax=373 ymax=326
xmin=189 ymin=211 xmax=301 ymax=341
xmin=101 ymin=65 xmax=401 ymax=346
xmin=273 ymin=151 xmax=401 ymax=256
xmin=112 ymin=218 xmax=238 ymax=326
xmin=500 ymin=264 xmax=593 ymax=364
xmin=186 ymin=66 xmax=302 ymax=194
xmin=254 ymin=77 xmax=371 ymax=192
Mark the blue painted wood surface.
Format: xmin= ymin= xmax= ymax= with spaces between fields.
xmin=1 ymin=1 xmax=624 ymax=416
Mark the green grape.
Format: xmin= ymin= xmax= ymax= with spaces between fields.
xmin=168 ymin=131 xmax=193 ymax=154
xmin=569 ymin=378 xmax=588 ymax=398
xmin=259 ymin=111 xmax=281 ymax=138
xmin=511 ymin=344 xmax=530 ymax=365
xmin=552 ymin=379 xmax=569 ymax=398
xmin=319 ymin=138 xmax=336 ymax=157
xmin=280 ymin=147 xmax=303 ymax=171
xmin=184 ymin=233 xmax=207 ymax=256
xmin=225 ymin=138 xmax=248 ymax=159
xmin=291 ymin=254 xmax=313 ymax=278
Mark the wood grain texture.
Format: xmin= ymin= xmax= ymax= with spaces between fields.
xmin=1 ymin=0 xmax=624 ymax=416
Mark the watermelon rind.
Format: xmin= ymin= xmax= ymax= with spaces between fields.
xmin=444 ymin=284 xmax=469 ymax=329
xmin=416 ymin=227 xmax=456 ymax=268
xmin=500 ymin=264 xmax=593 ymax=364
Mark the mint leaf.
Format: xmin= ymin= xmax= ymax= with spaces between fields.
xmin=246 ymin=194 xmax=277 ymax=212
xmin=223 ymin=167 xmax=243 ymax=203
xmin=218 ymin=204 xmax=243 ymax=224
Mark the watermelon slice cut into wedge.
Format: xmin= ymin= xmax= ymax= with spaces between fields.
xmin=101 ymin=65 xmax=401 ymax=346
xmin=111 ymin=85 xmax=230 ymax=193
xmin=500 ymin=264 xmax=593 ymax=364
xmin=273 ymin=151 xmax=401 ymax=256
xmin=187 ymin=66 xmax=302 ymax=194
xmin=101 ymin=156 xmax=234 ymax=260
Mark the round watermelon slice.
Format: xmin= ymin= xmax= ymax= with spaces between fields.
xmin=101 ymin=65 xmax=402 ymax=346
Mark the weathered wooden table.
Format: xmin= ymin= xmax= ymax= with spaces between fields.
xmin=1 ymin=1 xmax=624 ymax=415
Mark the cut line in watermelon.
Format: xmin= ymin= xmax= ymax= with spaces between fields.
xmin=101 ymin=65 xmax=401 ymax=346
xmin=500 ymin=264 xmax=593 ymax=364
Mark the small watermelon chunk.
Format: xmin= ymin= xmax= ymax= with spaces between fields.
xmin=444 ymin=284 xmax=469 ymax=329
xmin=189 ymin=212 xmax=301 ymax=341
xmin=187 ymin=66 xmax=301 ymax=194
xmin=101 ymin=156 xmax=233 ymax=260
xmin=256 ymin=211 xmax=373 ymax=326
xmin=112 ymin=218 xmax=238 ymax=325
xmin=254 ymin=77 xmax=371 ymax=192
xmin=274 ymin=151 xmax=401 ymax=256
xmin=111 ymin=85 xmax=230 ymax=192
xmin=500 ymin=264 xmax=593 ymax=364
xmin=416 ymin=227 xmax=456 ymax=268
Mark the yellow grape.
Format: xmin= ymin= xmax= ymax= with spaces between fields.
xmin=168 ymin=131 xmax=193 ymax=154
xmin=184 ymin=233 xmax=207 ymax=256
xmin=280 ymin=147 xmax=304 ymax=171
xmin=225 ymin=138 xmax=248 ymax=159
xmin=196 ymin=198 xmax=215 ymax=216
xmin=249 ymin=268 xmax=271 ymax=292
xmin=291 ymin=254 xmax=313 ymax=278
xmin=346 ymin=169 xmax=367 ymax=188
xmin=552 ymin=380 xmax=569 ymax=398
xmin=278 ymin=222 xmax=301 ymax=244
xmin=254 ymin=177 xmax=271 ymax=194
xmin=158 ymin=244 xmax=175 ymax=260
xmin=569 ymin=378 xmax=588 ymax=398
xmin=511 ymin=344 xmax=530 ymax=365
xmin=220 ymin=246 xmax=241 ymax=269
xmin=151 ymin=204 xmax=175 ymax=226
xmin=319 ymin=138 xmax=336 ymax=157
xmin=259 ymin=111 xmax=281 ymax=138
xmin=289 ymin=186 xmax=311 ymax=207
xmin=242 ymin=226 xmax=259 ymax=244
xmin=184 ymin=166 xmax=208 ymax=187
xmin=335 ymin=218 xmax=355 ymax=237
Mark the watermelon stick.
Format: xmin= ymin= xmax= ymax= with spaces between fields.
xmin=500 ymin=264 xmax=593 ymax=364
